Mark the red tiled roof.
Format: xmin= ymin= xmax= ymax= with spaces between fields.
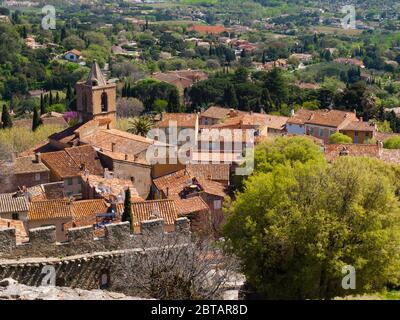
xmin=71 ymin=199 xmax=108 ymax=220
xmin=28 ymin=199 xmax=73 ymax=221
xmin=131 ymin=199 xmax=178 ymax=227
xmin=155 ymin=113 xmax=198 ymax=128
xmin=341 ymin=121 xmax=376 ymax=132
xmin=287 ymin=109 xmax=357 ymax=128
xmin=174 ymin=197 xmax=210 ymax=215
xmin=65 ymin=145 xmax=104 ymax=175
xmin=187 ymin=163 xmax=230 ymax=182
xmin=324 ymin=144 xmax=379 ymax=162
xmin=200 ymin=106 xmax=233 ymax=120
xmin=41 ymin=151 xmax=81 ymax=178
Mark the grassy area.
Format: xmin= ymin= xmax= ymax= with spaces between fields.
xmin=0 ymin=124 xmax=64 ymax=155
xmin=116 ymin=117 xmax=135 ymax=132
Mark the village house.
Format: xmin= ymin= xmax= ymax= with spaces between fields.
xmin=0 ymin=153 xmax=50 ymax=194
xmin=27 ymin=198 xmax=117 ymax=241
xmin=152 ymin=169 xmax=229 ymax=235
xmin=334 ymin=58 xmax=365 ymax=68
xmin=0 ymin=192 xmax=29 ymax=224
xmin=286 ymin=109 xmax=373 ymax=143
xmin=152 ymin=70 xmax=208 ymax=92
xmin=63 ymin=49 xmax=82 ymax=63
xmin=130 ymin=199 xmax=179 ymax=233
xmin=41 ymin=151 xmax=85 ymax=199
xmin=290 ymin=53 xmax=313 ymax=63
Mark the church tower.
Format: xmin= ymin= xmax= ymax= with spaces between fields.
xmin=76 ymin=61 xmax=117 ymax=128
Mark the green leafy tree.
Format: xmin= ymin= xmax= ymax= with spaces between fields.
xmin=122 ymin=188 xmax=132 ymax=227
xmin=1 ymin=105 xmax=13 ymax=129
xmin=32 ymin=106 xmax=43 ymax=131
xmin=225 ymin=152 xmax=400 ymax=299
xmin=384 ymin=136 xmax=400 ymax=149
xmin=328 ymin=132 xmax=353 ymax=144
xmin=127 ymin=116 xmax=153 ymax=137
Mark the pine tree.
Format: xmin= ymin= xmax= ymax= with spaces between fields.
xmin=1 ymin=105 xmax=12 ymax=129
xmin=122 ymin=188 xmax=132 ymax=227
xmin=40 ymin=93 xmax=45 ymax=115
xmin=32 ymin=106 xmax=43 ymax=131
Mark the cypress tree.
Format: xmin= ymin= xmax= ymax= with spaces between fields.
xmin=223 ymin=84 xmax=238 ymax=108
xmin=56 ymin=92 xmax=60 ymax=103
xmin=167 ymin=89 xmax=181 ymax=113
xmin=1 ymin=105 xmax=12 ymax=129
xmin=49 ymin=91 xmax=53 ymax=106
xmin=122 ymin=188 xmax=132 ymax=227
xmin=32 ymin=106 xmax=43 ymax=131
xmin=40 ymin=93 xmax=45 ymax=115
xmin=66 ymin=84 xmax=73 ymax=104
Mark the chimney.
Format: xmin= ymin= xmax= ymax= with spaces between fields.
xmin=166 ymin=187 xmax=169 ymax=197
xmin=124 ymin=154 xmax=128 ymax=161
xmin=290 ymin=109 xmax=295 ymax=117
xmin=34 ymin=152 xmax=41 ymax=163
xmin=111 ymin=143 xmax=116 ymax=152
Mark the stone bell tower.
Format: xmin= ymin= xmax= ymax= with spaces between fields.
xmin=76 ymin=61 xmax=117 ymax=128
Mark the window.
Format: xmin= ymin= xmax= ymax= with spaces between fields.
xmin=309 ymin=127 xmax=314 ymax=135
xmin=101 ymin=92 xmax=108 ymax=112
xmin=34 ymin=173 xmax=41 ymax=181
xmin=12 ymin=213 xmax=19 ymax=220
xmin=214 ymin=199 xmax=222 ymax=210
xmin=66 ymin=178 xmax=73 ymax=186
xmin=318 ymin=128 xmax=323 ymax=137
xmin=83 ymin=94 xmax=87 ymax=112
xmin=355 ymin=131 xmax=358 ymax=136
xmin=100 ymin=269 xmax=110 ymax=289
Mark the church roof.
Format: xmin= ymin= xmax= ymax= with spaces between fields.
xmin=86 ymin=61 xmax=107 ymax=87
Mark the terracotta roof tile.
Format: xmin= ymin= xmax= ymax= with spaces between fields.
xmin=341 ymin=121 xmax=376 ymax=132
xmin=41 ymin=151 xmax=81 ymax=178
xmin=200 ymin=106 xmax=232 ymax=120
xmin=187 ymin=163 xmax=230 ymax=182
xmin=324 ymin=144 xmax=379 ymax=162
xmin=8 ymin=156 xmax=49 ymax=175
xmin=131 ymin=199 xmax=178 ymax=227
xmin=155 ymin=113 xmax=198 ymax=128
xmin=65 ymin=145 xmax=104 ymax=175
xmin=71 ymin=199 xmax=109 ymax=220
xmin=0 ymin=193 xmax=29 ymax=214
xmin=174 ymin=197 xmax=209 ymax=215
xmin=28 ymin=199 xmax=73 ymax=221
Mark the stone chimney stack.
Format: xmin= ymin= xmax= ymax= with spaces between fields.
xmin=34 ymin=152 xmax=41 ymax=163
xmin=111 ymin=143 xmax=116 ymax=152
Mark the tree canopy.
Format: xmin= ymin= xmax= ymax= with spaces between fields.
xmin=224 ymin=137 xmax=400 ymax=299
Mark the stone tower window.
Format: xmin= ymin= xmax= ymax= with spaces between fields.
xmin=101 ymin=92 xmax=108 ymax=112
xmin=83 ymin=94 xmax=87 ymax=112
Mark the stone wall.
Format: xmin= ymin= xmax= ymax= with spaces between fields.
xmin=0 ymin=218 xmax=191 ymax=290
